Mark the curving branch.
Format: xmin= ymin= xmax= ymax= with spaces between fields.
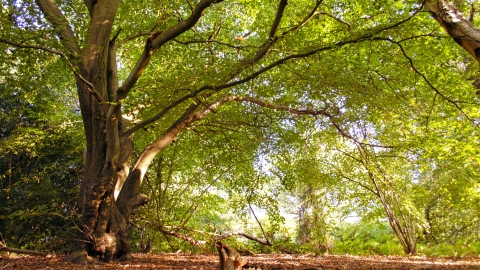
xmin=426 ymin=0 xmax=480 ymax=63
xmin=156 ymin=225 xmax=205 ymax=247
xmin=34 ymin=0 xmax=80 ymax=57
xmin=214 ymin=231 xmax=273 ymax=246
xmin=117 ymin=0 xmax=221 ymax=100
xmin=0 ymin=38 xmax=103 ymax=106
xmin=147 ymin=223 xmax=273 ymax=246
xmin=0 ymin=38 xmax=64 ymax=56
xmin=239 ymin=0 xmax=289 ymax=67
xmin=228 ymin=95 xmax=395 ymax=148
xmin=286 ymin=0 xmax=324 ymax=34
xmin=379 ymin=37 xmax=473 ymax=121
xmin=121 ymin=5 xmax=425 ymax=139
xmin=121 ymin=95 xmax=194 ymax=138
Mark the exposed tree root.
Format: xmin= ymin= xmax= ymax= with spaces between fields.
xmin=63 ymin=251 xmax=96 ymax=265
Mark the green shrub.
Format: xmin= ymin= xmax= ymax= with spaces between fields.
xmin=418 ymin=241 xmax=480 ymax=256
xmin=330 ymin=221 xmax=403 ymax=255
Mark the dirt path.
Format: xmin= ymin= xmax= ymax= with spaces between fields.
xmin=1 ymin=253 xmax=479 ymax=269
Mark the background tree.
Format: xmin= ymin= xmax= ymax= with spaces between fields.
xmin=0 ymin=49 xmax=84 ymax=252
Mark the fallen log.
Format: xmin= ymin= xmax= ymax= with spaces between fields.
xmin=0 ymin=245 xmax=47 ymax=256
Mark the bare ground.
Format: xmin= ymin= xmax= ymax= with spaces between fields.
xmin=1 ymin=253 xmax=479 ymax=269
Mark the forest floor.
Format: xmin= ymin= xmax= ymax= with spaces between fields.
xmin=1 ymin=253 xmax=480 ymax=269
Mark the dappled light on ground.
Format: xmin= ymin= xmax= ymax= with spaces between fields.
xmin=1 ymin=253 xmax=479 ymax=269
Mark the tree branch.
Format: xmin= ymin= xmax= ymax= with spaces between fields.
xmin=285 ymin=0 xmax=324 ymax=34
xmin=83 ymin=0 xmax=97 ymax=18
xmin=0 ymin=38 xmax=64 ymax=56
xmin=239 ymin=0 xmax=288 ymax=67
xmin=229 ymin=95 xmax=395 ymax=148
xmin=34 ymin=0 xmax=80 ymax=57
xmin=123 ymin=9 xmax=424 ymax=138
xmin=426 ymin=0 xmax=480 ymax=62
xmin=173 ymin=38 xmax=246 ymax=49
xmin=214 ymin=231 xmax=273 ymax=246
xmin=117 ymin=0 xmax=221 ymax=100
xmin=317 ymin=12 xmax=351 ymax=30
xmin=269 ymin=0 xmax=288 ymax=39
xmin=115 ymin=31 xmax=156 ymax=49
xmin=147 ymin=224 xmax=273 ymax=246
xmin=381 ymin=37 xmax=473 ymax=122
xmin=0 ymin=38 xmax=104 ymax=106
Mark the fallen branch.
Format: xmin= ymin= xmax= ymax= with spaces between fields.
xmin=214 ymin=231 xmax=272 ymax=246
xmin=154 ymin=224 xmax=205 ymax=248
xmin=0 ymin=245 xmax=47 ymax=256
xmin=152 ymin=223 xmax=273 ymax=246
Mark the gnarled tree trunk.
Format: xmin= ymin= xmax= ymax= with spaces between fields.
xmin=32 ymin=0 xmax=222 ymax=263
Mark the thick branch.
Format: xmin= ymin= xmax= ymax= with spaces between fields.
xmin=239 ymin=0 xmax=288 ymax=67
xmin=83 ymin=0 xmax=97 ymax=18
xmin=128 ymin=96 xmax=237 ymax=189
xmin=117 ymin=0 xmax=220 ymax=100
xmin=34 ymin=0 xmax=80 ymax=57
xmin=426 ymin=0 xmax=480 ymax=63
xmin=269 ymin=0 xmax=288 ymax=39
xmin=121 ymin=95 xmax=193 ymax=138
xmin=123 ymin=9 xmax=423 ymax=138
xmin=150 ymin=0 xmax=220 ymax=50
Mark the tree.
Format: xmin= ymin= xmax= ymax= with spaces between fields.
xmin=1 ymin=0 xmax=476 ymax=262
xmin=0 ymin=61 xmax=83 ymax=252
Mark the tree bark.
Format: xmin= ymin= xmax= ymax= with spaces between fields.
xmin=426 ymin=0 xmax=480 ymax=63
xmin=426 ymin=0 xmax=480 ymax=94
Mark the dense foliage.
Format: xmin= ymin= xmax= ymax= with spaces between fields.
xmin=0 ymin=54 xmax=83 ymax=252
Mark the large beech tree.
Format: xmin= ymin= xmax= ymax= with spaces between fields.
xmin=1 ymin=0 xmax=478 ymax=262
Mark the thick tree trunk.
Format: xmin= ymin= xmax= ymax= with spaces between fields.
xmin=62 ymin=0 xmax=137 ymax=262
xmin=34 ymin=0 xmax=220 ymax=263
